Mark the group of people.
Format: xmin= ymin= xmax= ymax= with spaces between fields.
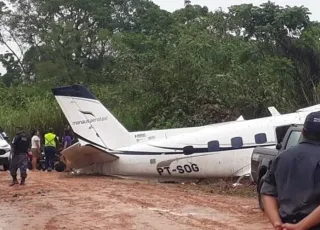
xmin=9 ymin=126 xmax=74 ymax=186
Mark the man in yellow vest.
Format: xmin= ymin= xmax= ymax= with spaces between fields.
xmin=44 ymin=128 xmax=58 ymax=172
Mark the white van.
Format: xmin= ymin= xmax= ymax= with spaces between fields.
xmin=0 ymin=134 xmax=11 ymax=171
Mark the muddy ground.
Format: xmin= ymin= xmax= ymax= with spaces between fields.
xmin=0 ymin=170 xmax=272 ymax=230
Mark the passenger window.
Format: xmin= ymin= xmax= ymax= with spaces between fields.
xmin=208 ymin=140 xmax=220 ymax=152
xmin=286 ymin=131 xmax=302 ymax=149
xmin=255 ymin=133 xmax=267 ymax=144
xmin=231 ymin=137 xmax=243 ymax=149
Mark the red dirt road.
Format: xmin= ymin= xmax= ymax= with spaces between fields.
xmin=0 ymin=170 xmax=272 ymax=230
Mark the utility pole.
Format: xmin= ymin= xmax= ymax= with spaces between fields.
xmin=184 ymin=0 xmax=191 ymax=6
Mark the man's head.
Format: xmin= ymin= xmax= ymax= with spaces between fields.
xmin=64 ymin=129 xmax=71 ymax=137
xmin=32 ymin=129 xmax=39 ymax=136
xmin=302 ymin=111 xmax=320 ymax=141
xmin=48 ymin=127 xmax=54 ymax=133
xmin=15 ymin=126 xmax=23 ymax=134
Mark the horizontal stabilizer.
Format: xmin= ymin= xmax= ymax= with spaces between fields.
xmin=61 ymin=142 xmax=119 ymax=169
xmin=268 ymin=106 xmax=281 ymax=116
xmin=297 ymin=104 xmax=320 ymax=112
xmin=236 ymin=115 xmax=244 ymax=121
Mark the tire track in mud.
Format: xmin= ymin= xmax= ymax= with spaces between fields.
xmin=107 ymin=189 xmax=269 ymax=230
xmin=102 ymin=180 xmax=268 ymax=228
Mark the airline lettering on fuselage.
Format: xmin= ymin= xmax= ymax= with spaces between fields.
xmin=72 ymin=116 xmax=108 ymax=126
xmin=157 ymin=163 xmax=200 ymax=175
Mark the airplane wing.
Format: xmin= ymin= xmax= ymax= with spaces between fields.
xmin=61 ymin=139 xmax=119 ymax=169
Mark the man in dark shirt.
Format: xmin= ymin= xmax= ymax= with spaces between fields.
xmin=9 ymin=126 xmax=30 ymax=186
xmin=261 ymin=111 xmax=320 ymax=230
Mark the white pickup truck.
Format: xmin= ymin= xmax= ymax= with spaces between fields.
xmin=0 ymin=134 xmax=11 ymax=171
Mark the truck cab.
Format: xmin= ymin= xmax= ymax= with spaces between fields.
xmin=251 ymin=124 xmax=303 ymax=210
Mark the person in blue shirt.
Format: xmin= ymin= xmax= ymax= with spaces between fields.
xmin=62 ymin=129 xmax=73 ymax=172
xmin=63 ymin=130 xmax=72 ymax=149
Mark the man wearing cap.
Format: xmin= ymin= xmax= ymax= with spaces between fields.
xmin=261 ymin=111 xmax=320 ymax=230
xmin=9 ymin=126 xmax=30 ymax=186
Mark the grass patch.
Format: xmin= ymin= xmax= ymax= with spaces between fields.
xmin=177 ymin=177 xmax=258 ymax=198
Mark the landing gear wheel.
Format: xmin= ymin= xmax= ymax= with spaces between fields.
xmin=54 ymin=161 xmax=66 ymax=172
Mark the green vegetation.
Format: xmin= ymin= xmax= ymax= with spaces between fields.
xmin=0 ymin=0 xmax=320 ymax=138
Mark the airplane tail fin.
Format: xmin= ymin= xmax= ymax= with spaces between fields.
xmin=52 ymin=84 xmax=131 ymax=150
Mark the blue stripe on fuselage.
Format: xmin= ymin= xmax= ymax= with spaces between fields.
xmin=73 ymin=132 xmax=275 ymax=155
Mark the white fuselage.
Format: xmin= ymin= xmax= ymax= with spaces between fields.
xmin=82 ymin=110 xmax=308 ymax=179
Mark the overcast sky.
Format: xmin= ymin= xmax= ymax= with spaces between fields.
xmin=153 ymin=0 xmax=320 ymax=21
xmin=0 ymin=0 xmax=319 ymax=74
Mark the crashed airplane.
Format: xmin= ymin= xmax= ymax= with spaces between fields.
xmin=52 ymin=84 xmax=320 ymax=181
